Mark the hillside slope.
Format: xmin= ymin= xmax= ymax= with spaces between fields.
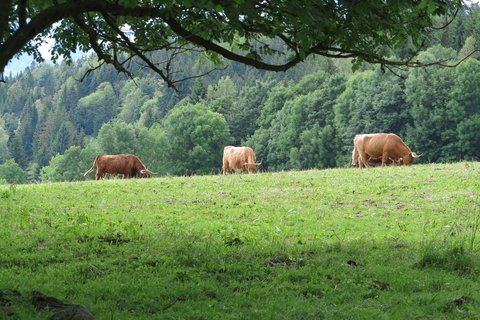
xmin=1 ymin=162 xmax=479 ymax=319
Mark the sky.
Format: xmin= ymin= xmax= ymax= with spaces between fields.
xmin=4 ymin=37 xmax=89 ymax=76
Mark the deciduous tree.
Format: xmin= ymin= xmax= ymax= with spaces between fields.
xmin=0 ymin=159 xmax=27 ymax=184
xmin=96 ymin=121 xmax=139 ymax=155
xmin=405 ymin=46 xmax=459 ymax=162
xmin=162 ymin=103 xmax=232 ymax=174
xmin=76 ymin=82 xmax=119 ymax=135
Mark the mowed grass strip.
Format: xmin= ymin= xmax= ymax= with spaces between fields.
xmin=0 ymin=162 xmax=479 ymax=319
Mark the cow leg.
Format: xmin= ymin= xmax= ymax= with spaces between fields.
xmin=381 ymin=154 xmax=388 ymax=167
xmin=358 ymin=155 xmax=368 ymax=168
xmin=357 ymin=148 xmax=369 ymax=168
xmin=351 ymin=146 xmax=358 ymax=167
xmin=357 ymin=156 xmax=363 ymax=168
xmin=95 ymin=171 xmax=104 ymax=180
xmin=361 ymin=157 xmax=368 ymax=168
xmin=222 ymin=159 xmax=229 ymax=175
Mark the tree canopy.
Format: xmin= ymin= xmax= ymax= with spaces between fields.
xmin=0 ymin=0 xmax=465 ymax=85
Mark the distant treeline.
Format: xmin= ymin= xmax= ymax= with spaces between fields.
xmin=0 ymin=7 xmax=479 ymax=183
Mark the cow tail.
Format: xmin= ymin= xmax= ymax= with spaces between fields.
xmin=84 ymin=156 xmax=99 ymax=176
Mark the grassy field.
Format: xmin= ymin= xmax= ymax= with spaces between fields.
xmin=0 ymin=162 xmax=479 ymax=319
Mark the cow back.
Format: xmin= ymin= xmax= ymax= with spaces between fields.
xmin=97 ymin=154 xmax=141 ymax=175
xmin=356 ymin=133 xmax=413 ymax=163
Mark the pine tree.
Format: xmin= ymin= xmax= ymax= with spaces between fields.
xmin=9 ymin=99 xmax=37 ymax=167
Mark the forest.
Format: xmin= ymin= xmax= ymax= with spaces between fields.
xmin=0 ymin=6 xmax=479 ymax=184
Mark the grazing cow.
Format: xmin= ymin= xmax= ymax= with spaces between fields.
xmin=350 ymin=139 xmax=397 ymax=168
xmin=222 ymin=146 xmax=261 ymax=175
xmin=84 ymin=154 xmax=153 ymax=180
xmin=353 ymin=133 xmax=417 ymax=168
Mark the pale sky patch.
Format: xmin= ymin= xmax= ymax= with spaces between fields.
xmin=38 ymin=37 xmax=56 ymax=62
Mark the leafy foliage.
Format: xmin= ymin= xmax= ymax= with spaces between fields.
xmin=40 ymin=144 xmax=101 ymax=182
xmin=405 ymin=46 xmax=459 ymax=162
xmin=0 ymin=0 xmax=467 ymax=85
xmin=0 ymin=159 xmax=27 ymax=183
xmin=76 ymin=82 xmax=119 ymax=135
xmin=162 ymin=103 xmax=232 ymax=175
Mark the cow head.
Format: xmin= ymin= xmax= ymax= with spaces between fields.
xmin=138 ymin=169 xmax=153 ymax=178
xmin=242 ymin=161 xmax=262 ymax=173
xmin=398 ymin=152 xmax=417 ymax=165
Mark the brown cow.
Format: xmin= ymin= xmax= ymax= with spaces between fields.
xmin=84 ymin=154 xmax=153 ymax=180
xmin=351 ymin=138 xmax=398 ymax=168
xmin=353 ymin=133 xmax=417 ymax=168
xmin=222 ymin=146 xmax=261 ymax=175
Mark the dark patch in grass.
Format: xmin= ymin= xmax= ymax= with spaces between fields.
xmin=300 ymin=250 xmax=316 ymax=258
xmin=225 ymin=237 xmax=244 ymax=246
xmin=363 ymin=199 xmax=376 ymax=206
xmin=78 ymin=234 xmax=130 ymax=245
xmin=45 ymin=256 xmax=65 ymax=264
xmin=0 ymin=306 xmax=15 ymax=317
xmin=97 ymin=233 xmax=130 ymax=244
xmin=165 ymin=198 xmax=209 ymax=205
xmin=416 ymin=244 xmax=478 ymax=276
xmin=395 ymin=203 xmax=406 ymax=210
xmin=145 ymin=260 xmax=159 ymax=267
xmin=441 ymin=295 xmax=476 ymax=313
xmin=389 ymin=238 xmax=409 ymax=249
xmin=347 ymin=260 xmax=358 ymax=267
xmin=36 ymin=239 xmax=47 ymax=249
xmin=76 ymin=236 xmax=90 ymax=243
xmin=352 ymin=212 xmax=364 ymax=218
xmin=301 ymin=284 xmax=324 ymax=298
xmin=371 ymin=280 xmax=389 ymax=290
xmin=0 ymin=289 xmax=21 ymax=306
xmin=32 ymin=291 xmax=95 ymax=320
xmin=165 ymin=198 xmax=187 ymax=205
xmin=216 ymin=191 xmax=230 ymax=197
xmin=266 ymin=256 xmax=297 ymax=267
xmin=191 ymin=199 xmax=209 ymax=205
xmin=362 ymin=291 xmax=379 ymax=299
xmin=175 ymin=271 xmax=191 ymax=282
xmin=453 ymin=295 xmax=474 ymax=306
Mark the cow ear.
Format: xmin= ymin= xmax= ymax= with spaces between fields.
xmin=411 ymin=152 xmax=417 ymax=158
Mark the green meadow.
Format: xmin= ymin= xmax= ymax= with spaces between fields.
xmin=1 ymin=162 xmax=479 ymax=319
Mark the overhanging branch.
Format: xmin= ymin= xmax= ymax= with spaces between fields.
xmin=163 ymin=16 xmax=304 ymax=72
xmin=0 ymin=0 xmax=473 ymax=85
xmin=73 ymin=14 xmax=133 ymax=78
xmin=101 ymin=13 xmax=176 ymax=88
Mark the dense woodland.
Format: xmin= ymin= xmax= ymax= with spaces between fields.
xmin=0 ymin=7 xmax=479 ymax=183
